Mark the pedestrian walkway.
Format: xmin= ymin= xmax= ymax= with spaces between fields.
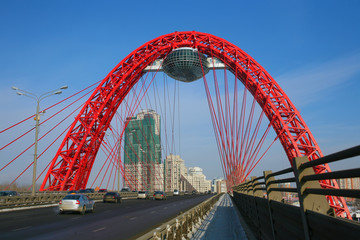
xmin=191 ymin=194 xmax=250 ymax=240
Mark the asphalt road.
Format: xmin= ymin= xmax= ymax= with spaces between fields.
xmin=0 ymin=194 xmax=213 ymax=240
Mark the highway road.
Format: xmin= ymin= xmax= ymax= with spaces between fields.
xmin=0 ymin=194 xmax=213 ymax=240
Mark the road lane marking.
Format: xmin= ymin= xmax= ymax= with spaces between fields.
xmin=71 ymin=217 xmax=81 ymax=220
xmin=93 ymin=227 xmax=106 ymax=232
xmin=130 ymin=217 xmax=137 ymax=220
xmin=150 ymin=211 xmax=156 ymax=214
xmin=12 ymin=226 xmax=31 ymax=231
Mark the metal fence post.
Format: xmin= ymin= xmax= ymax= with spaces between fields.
xmin=251 ymin=176 xmax=263 ymax=239
xmin=264 ymin=170 xmax=282 ymax=240
xmin=292 ymin=156 xmax=335 ymax=240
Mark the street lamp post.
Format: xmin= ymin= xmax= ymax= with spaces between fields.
xmin=12 ymin=85 xmax=68 ymax=196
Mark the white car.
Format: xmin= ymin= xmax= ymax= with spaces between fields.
xmin=59 ymin=194 xmax=95 ymax=214
xmin=173 ymin=189 xmax=179 ymax=196
xmin=137 ymin=191 xmax=150 ymax=199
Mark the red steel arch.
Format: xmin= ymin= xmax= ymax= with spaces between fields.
xmin=40 ymin=31 xmax=348 ymax=216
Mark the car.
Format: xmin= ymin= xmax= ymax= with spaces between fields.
xmin=173 ymin=189 xmax=179 ymax=196
xmin=103 ymin=192 xmax=122 ymax=203
xmin=153 ymin=191 xmax=166 ymax=200
xmin=68 ymin=190 xmax=78 ymax=194
xmin=137 ymin=191 xmax=150 ymax=199
xmin=120 ymin=187 xmax=131 ymax=192
xmin=85 ymin=188 xmax=95 ymax=193
xmin=78 ymin=189 xmax=91 ymax=193
xmin=58 ymin=194 xmax=95 ymax=215
xmin=0 ymin=191 xmax=19 ymax=197
xmin=98 ymin=189 xmax=107 ymax=192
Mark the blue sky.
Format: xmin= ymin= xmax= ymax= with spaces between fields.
xmin=0 ymin=0 xmax=359 ymax=185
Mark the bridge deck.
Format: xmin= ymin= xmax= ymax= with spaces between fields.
xmin=191 ymin=194 xmax=253 ymax=240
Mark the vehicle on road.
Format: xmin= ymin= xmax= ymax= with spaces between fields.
xmin=103 ymin=192 xmax=122 ymax=203
xmin=137 ymin=191 xmax=150 ymax=199
xmin=98 ymin=189 xmax=107 ymax=192
xmin=120 ymin=187 xmax=131 ymax=192
xmin=153 ymin=191 xmax=166 ymax=200
xmin=68 ymin=190 xmax=78 ymax=194
xmin=78 ymin=189 xmax=92 ymax=193
xmin=173 ymin=189 xmax=179 ymax=196
xmin=58 ymin=194 xmax=95 ymax=215
xmin=0 ymin=191 xmax=19 ymax=196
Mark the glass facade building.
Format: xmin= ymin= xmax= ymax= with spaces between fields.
xmin=124 ymin=109 xmax=162 ymax=191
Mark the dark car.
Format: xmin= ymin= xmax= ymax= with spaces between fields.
xmin=120 ymin=187 xmax=131 ymax=192
xmin=85 ymin=188 xmax=95 ymax=193
xmin=0 ymin=191 xmax=19 ymax=197
xmin=98 ymin=189 xmax=107 ymax=192
xmin=103 ymin=192 xmax=122 ymax=203
xmin=78 ymin=189 xmax=92 ymax=193
xmin=153 ymin=191 xmax=166 ymax=200
xmin=68 ymin=190 xmax=78 ymax=194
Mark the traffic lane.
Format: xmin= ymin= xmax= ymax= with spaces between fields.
xmin=34 ymin=195 xmax=213 ymax=240
xmin=0 ymin=194 xmax=196 ymax=231
xmin=0 ymin=194 xmax=214 ymax=240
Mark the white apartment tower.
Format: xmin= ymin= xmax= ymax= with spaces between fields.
xmin=165 ymin=154 xmax=187 ymax=192
xmin=187 ymin=167 xmax=211 ymax=193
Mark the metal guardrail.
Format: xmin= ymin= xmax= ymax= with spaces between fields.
xmin=0 ymin=191 xmax=182 ymax=210
xmin=137 ymin=193 xmax=222 ymax=240
xmin=232 ymin=145 xmax=360 ymax=240
xmin=0 ymin=191 xmax=140 ymax=209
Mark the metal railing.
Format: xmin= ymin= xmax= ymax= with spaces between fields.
xmin=0 ymin=191 xmax=139 ymax=209
xmin=232 ymin=145 xmax=360 ymax=240
xmin=138 ymin=193 xmax=222 ymax=240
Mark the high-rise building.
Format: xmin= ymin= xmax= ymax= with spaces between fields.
xmin=211 ymin=177 xmax=224 ymax=192
xmin=216 ymin=180 xmax=227 ymax=193
xmin=186 ymin=167 xmax=211 ymax=193
xmin=165 ymin=154 xmax=187 ymax=192
xmin=123 ymin=109 xmax=162 ymax=191
xmin=337 ymin=177 xmax=360 ymax=201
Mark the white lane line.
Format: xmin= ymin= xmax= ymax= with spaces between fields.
xmin=12 ymin=226 xmax=31 ymax=231
xmin=150 ymin=211 xmax=156 ymax=214
xmin=93 ymin=227 xmax=106 ymax=232
xmin=130 ymin=217 xmax=137 ymax=220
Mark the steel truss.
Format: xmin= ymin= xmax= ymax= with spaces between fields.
xmin=40 ymin=31 xmax=349 ymax=217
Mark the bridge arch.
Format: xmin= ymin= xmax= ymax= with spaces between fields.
xmin=40 ymin=31 xmax=323 ymax=190
xmin=40 ymin=31 xmax=344 ymax=217
xmin=40 ymin=31 xmax=346 ymax=215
